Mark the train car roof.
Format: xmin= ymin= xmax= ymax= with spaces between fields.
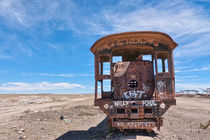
xmin=90 ymin=31 xmax=178 ymax=55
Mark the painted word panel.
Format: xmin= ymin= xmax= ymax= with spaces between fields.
xmin=113 ymin=100 xmax=157 ymax=107
xmin=114 ymin=121 xmax=156 ymax=128
xmin=122 ymin=90 xmax=145 ymax=99
xmin=142 ymin=100 xmax=157 ymax=107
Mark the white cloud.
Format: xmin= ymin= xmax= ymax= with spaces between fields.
xmin=22 ymin=73 xmax=94 ymax=78
xmin=39 ymin=73 xmax=74 ymax=78
xmin=1 ymin=0 xmax=209 ymax=36
xmin=0 ymin=54 xmax=13 ymax=59
xmin=0 ymin=0 xmax=210 ymax=94
xmin=84 ymin=0 xmax=209 ymax=35
xmin=85 ymin=0 xmax=210 ymax=57
xmin=0 ymin=0 xmax=80 ymax=59
xmin=0 ymin=0 xmax=210 ymax=59
xmin=79 ymin=74 xmax=94 ymax=76
xmin=175 ymin=65 xmax=210 ymax=73
xmin=0 ymin=82 xmax=85 ymax=91
xmin=0 ymin=0 xmax=78 ymax=31
xmin=188 ymin=66 xmax=210 ymax=72
xmin=175 ymin=66 xmax=193 ymax=70
xmin=176 ymin=83 xmax=210 ymax=90
xmin=176 ymin=75 xmax=199 ymax=78
xmin=39 ymin=73 xmax=94 ymax=77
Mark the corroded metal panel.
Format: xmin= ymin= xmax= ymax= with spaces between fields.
xmin=113 ymin=61 xmax=154 ymax=100
xmin=113 ymin=121 xmax=156 ymax=129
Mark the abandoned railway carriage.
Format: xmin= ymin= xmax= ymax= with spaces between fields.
xmin=90 ymin=31 xmax=178 ymax=131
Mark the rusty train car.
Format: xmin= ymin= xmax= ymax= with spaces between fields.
xmin=90 ymin=31 xmax=178 ymax=131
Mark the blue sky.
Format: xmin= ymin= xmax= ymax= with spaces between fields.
xmin=0 ymin=0 xmax=210 ymax=94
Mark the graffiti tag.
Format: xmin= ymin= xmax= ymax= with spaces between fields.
xmin=115 ymin=121 xmax=155 ymax=128
xmin=122 ymin=90 xmax=145 ymax=99
xmin=113 ymin=100 xmax=157 ymax=107
xmin=114 ymin=101 xmax=135 ymax=107
xmin=110 ymin=39 xmax=158 ymax=48
xmin=143 ymin=83 xmax=150 ymax=93
xmin=142 ymin=100 xmax=157 ymax=107
xmin=157 ymin=81 xmax=166 ymax=94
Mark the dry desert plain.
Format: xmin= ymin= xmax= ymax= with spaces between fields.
xmin=0 ymin=94 xmax=209 ymax=140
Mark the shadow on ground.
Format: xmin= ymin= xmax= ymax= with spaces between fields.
xmin=56 ymin=117 xmax=108 ymax=140
xmin=56 ymin=117 xmax=157 ymax=140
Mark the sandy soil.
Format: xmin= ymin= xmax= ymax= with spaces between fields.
xmin=0 ymin=94 xmax=209 ymax=140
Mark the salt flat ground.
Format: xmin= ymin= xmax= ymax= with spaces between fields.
xmin=0 ymin=94 xmax=209 ymax=140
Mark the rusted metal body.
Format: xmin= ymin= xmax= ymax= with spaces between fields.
xmin=90 ymin=31 xmax=178 ymax=131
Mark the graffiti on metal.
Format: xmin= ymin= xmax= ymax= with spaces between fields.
xmin=113 ymin=100 xmax=157 ymax=107
xmin=114 ymin=101 xmax=135 ymax=107
xmin=143 ymin=83 xmax=150 ymax=93
xmin=114 ymin=121 xmax=156 ymax=128
xmin=142 ymin=100 xmax=157 ymax=107
xmin=110 ymin=39 xmax=158 ymax=48
xmin=157 ymin=80 xmax=166 ymax=94
xmin=122 ymin=84 xmax=150 ymax=99
xmin=122 ymin=90 xmax=145 ymax=99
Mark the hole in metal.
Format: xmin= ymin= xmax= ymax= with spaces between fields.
xmin=128 ymin=80 xmax=138 ymax=88
xmin=117 ymin=108 xmax=125 ymax=114
xmin=144 ymin=108 xmax=152 ymax=113
xmin=131 ymin=108 xmax=138 ymax=114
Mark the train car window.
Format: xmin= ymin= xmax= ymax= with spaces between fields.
xmin=165 ymin=58 xmax=169 ymax=72
xmin=99 ymin=62 xmax=102 ymax=75
xmin=143 ymin=55 xmax=152 ymax=61
xmin=103 ymin=62 xmax=110 ymax=75
xmin=157 ymin=52 xmax=169 ymax=73
xmin=112 ymin=56 xmax=122 ymax=63
xmin=97 ymin=81 xmax=101 ymax=94
xmin=153 ymin=59 xmax=156 ymax=75
xmin=103 ymin=79 xmax=111 ymax=92
xmin=157 ymin=58 xmax=169 ymax=73
xmin=157 ymin=59 xmax=163 ymax=73
xmin=99 ymin=55 xmax=110 ymax=75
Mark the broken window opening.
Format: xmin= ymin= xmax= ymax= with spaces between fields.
xmin=157 ymin=52 xmax=169 ymax=73
xmin=144 ymin=108 xmax=152 ymax=114
xmin=117 ymin=108 xmax=125 ymax=114
xmin=131 ymin=109 xmax=138 ymax=114
xmin=143 ymin=55 xmax=152 ymax=61
xmin=103 ymin=79 xmax=111 ymax=92
xmin=99 ymin=55 xmax=110 ymax=75
xmin=99 ymin=62 xmax=102 ymax=75
xmin=97 ymin=81 xmax=101 ymax=95
xmin=112 ymin=56 xmax=122 ymax=63
xmin=153 ymin=59 xmax=156 ymax=75
xmin=165 ymin=58 xmax=169 ymax=72
xmin=157 ymin=59 xmax=163 ymax=73
xmin=103 ymin=62 xmax=110 ymax=75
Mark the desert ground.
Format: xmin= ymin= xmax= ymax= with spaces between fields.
xmin=0 ymin=94 xmax=209 ymax=140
